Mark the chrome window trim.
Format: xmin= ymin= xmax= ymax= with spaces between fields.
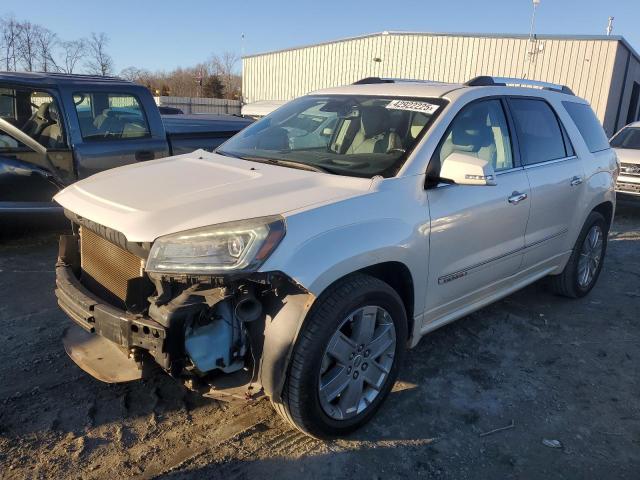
xmin=523 ymin=155 xmax=578 ymax=170
xmin=495 ymin=166 xmax=524 ymax=176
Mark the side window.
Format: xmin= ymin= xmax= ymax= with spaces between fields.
xmin=562 ymin=101 xmax=610 ymax=153
xmin=0 ymin=88 xmax=66 ymax=149
xmin=73 ymin=92 xmax=150 ymax=140
xmin=436 ymin=99 xmax=514 ymax=171
xmin=509 ymin=98 xmax=568 ymax=165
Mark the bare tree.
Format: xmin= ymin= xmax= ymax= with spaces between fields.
xmin=85 ymin=32 xmax=113 ymax=76
xmin=0 ymin=16 xmax=20 ymax=71
xmin=59 ymin=39 xmax=86 ymax=73
xmin=35 ymin=26 xmax=58 ymax=72
xmin=210 ymin=51 xmax=241 ymax=99
xmin=119 ymin=66 xmax=149 ymax=82
xmin=16 ymin=21 xmax=39 ymax=71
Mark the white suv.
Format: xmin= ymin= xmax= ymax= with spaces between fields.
xmin=54 ymin=76 xmax=617 ymax=438
xmin=610 ymin=121 xmax=640 ymax=197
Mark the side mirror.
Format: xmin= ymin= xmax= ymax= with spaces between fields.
xmin=439 ymin=152 xmax=497 ymax=186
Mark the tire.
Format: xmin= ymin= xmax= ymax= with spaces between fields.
xmin=548 ymin=211 xmax=608 ymax=298
xmin=273 ymin=273 xmax=408 ymax=438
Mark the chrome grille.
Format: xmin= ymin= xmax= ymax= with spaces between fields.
xmin=617 ymin=181 xmax=640 ymax=195
xmin=80 ymin=226 xmax=144 ymax=301
xmin=620 ymin=162 xmax=640 ymax=177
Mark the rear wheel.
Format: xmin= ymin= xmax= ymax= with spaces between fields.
xmin=273 ymin=273 xmax=407 ymax=438
xmin=549 ymin=211 xmax=608 ymax=298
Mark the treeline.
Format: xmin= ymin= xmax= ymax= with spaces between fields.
xmin=1 ymin=16 xmax=113 ymax=75
xmin=120 ymin=52 xmax=242 ymax=100
xmin=1 ymin=14 xmax=241 ymax=99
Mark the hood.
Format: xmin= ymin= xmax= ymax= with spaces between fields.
xmin=614 ymin=148 xmax=640 ymax=165
xmin=54 ymin=150 xmax=372 ymax=242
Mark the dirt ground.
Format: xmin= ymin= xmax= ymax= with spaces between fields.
xmin=0 ymin=203 xmax=639 ymax=480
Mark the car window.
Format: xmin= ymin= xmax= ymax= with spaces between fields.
xmin=509 ymin=98 xmax=568 ymax=165
xmin=0 ymin=132 xmax=23 ymax=149
xmin=73 ymin=92 xmax=150 ymax=141
xmin=435 ymin=99 xmax=514 ymax=171
xmin=563 ymin=102 xmax=609 ymax=153
xmin=610 ymin=127 xmax=640 ymax=150
xmin=0 ymin=88 xmax=66 ymax=149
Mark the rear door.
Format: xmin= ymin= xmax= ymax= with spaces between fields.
xmin=425 ymin=98 xmax=530 ymax=321
xmin=507 ymin=97 xmax=584 ymax=270
xmin=66 ymin=90 xmax=169 ymax=179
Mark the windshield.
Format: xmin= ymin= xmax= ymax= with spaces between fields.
xmin=611 ymin=127 xmax=640 ymax=150
xmin=218 ymin=95 xmax=443 ymax=177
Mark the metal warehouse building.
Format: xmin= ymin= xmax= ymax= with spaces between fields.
xmin=242 ymin=31 xmax=640 ymax=135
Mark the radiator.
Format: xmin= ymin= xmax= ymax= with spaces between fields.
xmin=79 ymin=226 xmax=144 ymax=301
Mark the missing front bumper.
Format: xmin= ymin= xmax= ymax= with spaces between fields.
xmin=55 ymin=262 xmax=170 ymax=369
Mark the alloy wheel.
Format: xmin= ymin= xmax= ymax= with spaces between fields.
xmin=577 ymin=224 xmax=604 ymax=288
xmin=318 ymin=305 xmax=396 ymax=420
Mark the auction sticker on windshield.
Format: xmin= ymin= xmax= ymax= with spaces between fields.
xmin=386 ymin=100 xmax=440 ymax=114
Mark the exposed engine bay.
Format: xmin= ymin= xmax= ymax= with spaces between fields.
xmin=55 ymin=220 xmax=313 ymax=402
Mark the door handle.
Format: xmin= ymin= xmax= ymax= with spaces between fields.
xmin=135 ymin=150 xmax=155 ymax=161
xmin=570 ymin=176 xmax=583 ymax=186
xmin=508 ymin=191 xmax=528 ymax=205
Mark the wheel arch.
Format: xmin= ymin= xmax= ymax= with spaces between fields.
xmin=261 ymin=262 xmax=415 ymax=404
xmin=591 ymin=200 xmax=614 ymax=230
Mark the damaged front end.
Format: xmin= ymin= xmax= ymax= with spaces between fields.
xmin=55 ymin=213 xmax=313 ymax=402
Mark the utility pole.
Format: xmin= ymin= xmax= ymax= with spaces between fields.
xmin=606 ymin=16 xmax=614 ymax=36
xmin=524 ymin=0 xmax=541 ymax=78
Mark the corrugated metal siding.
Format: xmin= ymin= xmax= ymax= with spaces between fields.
xmin=607 ymin=43 xmax=640 ymax=134
xmin=243 ymin=33 xmax=620 ymax=129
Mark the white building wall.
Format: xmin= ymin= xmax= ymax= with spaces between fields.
xmin=243 ymin=32 xmax=627 ymax=133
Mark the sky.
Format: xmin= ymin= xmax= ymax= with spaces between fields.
xmin=2 ymin=0 xmax=639 ymax=73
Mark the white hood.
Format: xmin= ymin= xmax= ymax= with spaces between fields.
xmin=54 ymin=150 xmax=372 ymax=242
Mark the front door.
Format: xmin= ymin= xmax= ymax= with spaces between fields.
xmin=424 ymin=98 xmax=530 ymax=324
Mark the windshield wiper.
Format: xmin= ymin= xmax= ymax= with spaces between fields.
xmin=221 ymin=152 xmax=331 ymax=174
xmin=265 ymin=158 xmax=330 ymax=173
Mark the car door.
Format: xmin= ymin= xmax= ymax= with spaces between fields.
xmin=0 ymin=115 xmax=74 ymax=213
xmin=66 ymin=90 xmax=169 ymax=179
xmin=424 ymin=98 xmax=530 ymax=322
xmin=506 ymin=97 xmax=584 ymax=269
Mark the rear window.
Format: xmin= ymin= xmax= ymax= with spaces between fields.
xmin=610 ymin=127 xmax=640 ymax=150
xmin=72 ymin=92 xmax=150 ymax=141
xmin=509 ymin=98 xmax=569 ymax=165
xmin=563 ymin=102 xmax=610 ymax=153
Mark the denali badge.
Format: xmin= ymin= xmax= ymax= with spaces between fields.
xmin=438 ymin=271 xmax=467 ymax=284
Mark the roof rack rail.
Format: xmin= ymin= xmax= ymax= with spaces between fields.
xmin=352 ymin=77 xmax=441 ymax=85
xmin=465 ymin=76 xmax=574 ymax=95
xmin=353 ymin=77 xmax=396 ymax=84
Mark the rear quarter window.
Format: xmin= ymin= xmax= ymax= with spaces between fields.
xmin=563 ymin=102 xmax=610 ymax=153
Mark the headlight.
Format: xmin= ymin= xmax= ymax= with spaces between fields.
xmin=146 ymin=215 xmax=285 ymax=274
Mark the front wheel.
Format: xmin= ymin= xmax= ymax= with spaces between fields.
xmin=273 ymin=273 xmax=407 ymax=438
xmin=548 ymin=211 xmax=608 ymax=298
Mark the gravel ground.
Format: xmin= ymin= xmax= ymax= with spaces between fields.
xmin=0 ymin=203 xmax=639 ymax=480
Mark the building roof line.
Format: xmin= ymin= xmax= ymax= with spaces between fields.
xmin=242 ymin=30 xmax=640 ymax=63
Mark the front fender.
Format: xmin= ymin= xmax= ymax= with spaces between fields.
xmin=265 ymin=216 xmax=428 ymax=315
xmin=262 ymin=178 xmax=430 ymax=316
